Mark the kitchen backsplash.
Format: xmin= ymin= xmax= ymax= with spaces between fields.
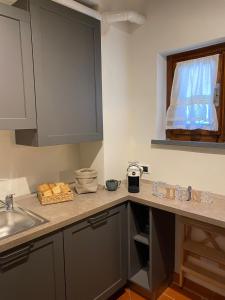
xmin=0 ymin=131 xmax=80 ymax=194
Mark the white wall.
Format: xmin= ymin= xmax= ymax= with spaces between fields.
xmin=0 ymin=131 xmax=80 ymax=194
xmin=0 ymin=22 xmax=133 ymax=196
xmin=102 ymin=25 xmax=132 ymax=181
xmin=79 ymin=25 xmax=132 ymax=183
xmin=129 ymin=0 xmax=225 ymax=194
xmin=129 ymin=0 xmax=225 ymax=294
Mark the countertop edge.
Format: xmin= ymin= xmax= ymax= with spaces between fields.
xmin=1 ymin=191 xmax=225 ymax=253
xmin=0 ymin=196 xmax=129 ymax=253
xmin=130 ymin=196 xmax=225 ymax=229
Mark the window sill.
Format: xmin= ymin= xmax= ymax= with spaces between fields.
xmin=151 ymin=139 xmax=225 ymax=149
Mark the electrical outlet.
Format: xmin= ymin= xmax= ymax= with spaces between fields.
xmin=128 ymin=162 xmax=150 ymax=174
xmin=141 ymin=165 xmax=149 ymax=174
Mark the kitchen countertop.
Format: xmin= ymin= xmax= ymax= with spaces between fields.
xmin=1 ymin=181 xmax=225 ymax=253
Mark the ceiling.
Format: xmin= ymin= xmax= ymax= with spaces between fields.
xmin=1 ymin=0 xmax=150 ymax=15
xmin=0 ymin=0 xmax=15 ymax=4
xmin=1 ymin=0 xmax=149 ymax=33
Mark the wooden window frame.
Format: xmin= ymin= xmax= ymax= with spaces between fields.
xmin=166 ymin=43 xmax=225 ymax=143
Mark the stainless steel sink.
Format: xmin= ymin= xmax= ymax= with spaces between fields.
xmin=0 ymin=206 xmax=48 ymax=240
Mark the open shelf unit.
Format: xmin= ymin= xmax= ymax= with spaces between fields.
xmin=133 ymin=233 xmax=149 ymax=246
xmin=182 ymin=262 xmax=225 ymax=290
xmin=128 ymin=202 xmax=175 ymax=298
xmin=128 ymin=203 xmax=150 ymax=290
xmin=129 ymin=266 xmax=150 ymax=290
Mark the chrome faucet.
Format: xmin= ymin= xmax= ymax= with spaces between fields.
xmin=5 ymin=194 xmax=14 ymax=211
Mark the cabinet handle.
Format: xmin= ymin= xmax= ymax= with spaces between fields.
xmin=88 ymin=211 xmax=109 ymax=225
xmin=0 ymin=244 xmax=33 ymax=266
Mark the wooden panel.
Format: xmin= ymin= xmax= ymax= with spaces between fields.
xmin=182 ymin=262 xmax=225 ymax=290
xmin=180 ymin=216 xmax=225 ymax=236
xmin=183 ymin=240 xmax=225 ymax=265
xmin=179 ymin=217 xmax=225 ymax=293
xmin=0 ymin=3 xmax=36 ymax=129
xmin=173 ymin=271 xmax=225 ymax=299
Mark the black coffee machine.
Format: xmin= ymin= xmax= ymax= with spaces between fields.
xmin=127 ymin=163 xmax=143 ymax=193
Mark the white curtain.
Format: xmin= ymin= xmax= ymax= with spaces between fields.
xmin=166 ymin=54 xmax=219 ymax=131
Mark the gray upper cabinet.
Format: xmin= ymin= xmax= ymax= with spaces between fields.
xmin=63 ymin=205 xmax=128 ymax=300
xmin=0 ymin=3 xmax=36 ymax=129
xmin=15 ymin=0 xmax=103 ymax=146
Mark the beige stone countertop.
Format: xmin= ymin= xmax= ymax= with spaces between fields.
xmin=0 ymin=181 xmax=225 ymax=253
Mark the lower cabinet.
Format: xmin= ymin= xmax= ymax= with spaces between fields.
xmin=0 ymin=204 xmax=127 ymax=300
xmin=0 ymin=203 xmax=175 ymax=300
xmin=0 ymin=232 xmax=65 ymax=300
xmin=63 ymin=205 xmax=128 ymax=300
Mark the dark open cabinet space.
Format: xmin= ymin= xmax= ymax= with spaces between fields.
xmin=128 ymin=202 xmax=175 ymax=299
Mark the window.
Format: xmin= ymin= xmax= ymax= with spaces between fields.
xmin=166 ymin=43 xmax=225 ymax=142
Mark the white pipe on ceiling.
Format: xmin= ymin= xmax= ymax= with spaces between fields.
xmin=102 ymin=11 xmax=146 ymax=25
xmin=51 ymin=0 xmax=146 ymax=26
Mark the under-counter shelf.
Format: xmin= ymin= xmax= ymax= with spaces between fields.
xmin=133 ymin=233 xmax=149 ymax=246
xmin=182 ymin=262 xmax=225 ymax=290
xmin=180 ymin=217 xmax=225 ymax=291
xmin=129 ymin=267 xmax=150 ymax=290
xmin=183 ymin=240 xmax=225 ymax=265
xmin=128 ymin=202 xmax=175 ymax=299
xmin=128 ymin=202 xmax=150 ymax=293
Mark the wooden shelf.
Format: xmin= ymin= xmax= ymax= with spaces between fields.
xmin=133 ymin=233 xmax=149 ymax=246
xmin=129 ymin=267 xmax=150 ymax=290
xmin=181 ymin=217 xmax=225 ymax=236
xmin=183 ymin=240 xmax=225 ymax=265
xmin=182 ymin=262 xmax=225 ymax=290
xmin=180 ymin=217 xmax=225 ymax=291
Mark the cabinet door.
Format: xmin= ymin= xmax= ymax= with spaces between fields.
xmin=18 ymin=0 xmax=102 ymax=146
xmin=0 ymin=3 xmax=36 ymax=129
xmin=0 ymin=232 xmax=65 ymax=300
xmin=64 ymin=205 xmax=127 ymax=300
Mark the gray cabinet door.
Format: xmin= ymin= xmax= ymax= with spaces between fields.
xmin=0 ymin=3 xmax=36 ymax=129
xmin=16 ymin=0 xmax=103 ymax=146
xmin=0 ymin=232 xmax=65 ymax=300
xmin=64 ymin=205 xmax=127 ymax=300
